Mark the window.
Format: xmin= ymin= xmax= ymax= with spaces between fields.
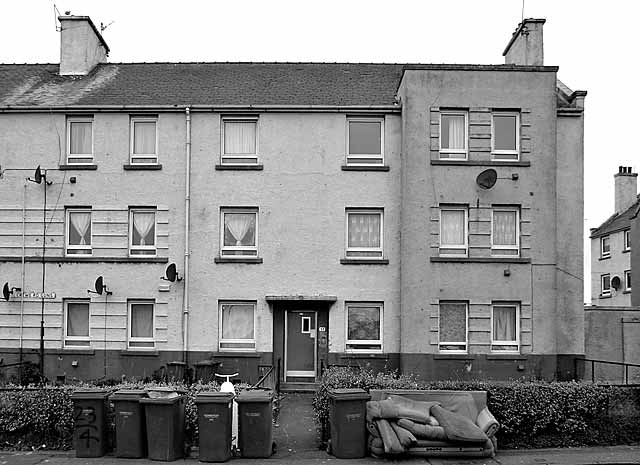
xmin=220 ymin=208 xmax=258 ymax=257
xmin=624 ymin=230 xmax=631 ymax=252
xmin=439 ymin=206 xmax=468 ymax=256
xmin=625 ymin=270 xmax=631 ymax=292
xmin=491 ymin=207 xmax=519 ymax=257
xmin=64 ymin=300 xmax=90 ymax=347
xmin=346 ymin=302 xmax=382 ymax=352
xmin=222 ymin=117 xmax=258 ymax=165
xmin=601 ymin=274 xmax=611 ymax=297
xmin=346 ymin=117 xmax=384 ymax=166
xmin=346 ymin=209 xmax=383 ymax=259
xmin=439 ymin=111 xmax=467 ymax=159
xmin=66 ymin=117 xmax=93 ymax=164
xmin=439 ymin=301 xmax=467 ymax=352
xmin=129 ymin=209 xmax=156 ymax=256
xmin=66 ymin=208 xmax=92 ymax=255
xmin=130 ymin=116 xmax=158 ymax=164
xmin=128 ymin=301 xmax=155 ymax=348
xmin=491 ymin=112 xmax=519 ymax=160
xmin=219 ymin=301 xmax=256 ymax=351
xmin=491 ymin=303 xmax=520 ymax=353
xmin=601 ymin=235 xmax=611 ymax=258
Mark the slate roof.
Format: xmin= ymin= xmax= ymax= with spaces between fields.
xmin=590 ymin=196 xmax=640 ymax=238
xmin=0 ymin=63 xmax=405 ymax=108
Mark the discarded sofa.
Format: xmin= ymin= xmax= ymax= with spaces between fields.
xmin=366 ymin=389 xmax=500 ymax=458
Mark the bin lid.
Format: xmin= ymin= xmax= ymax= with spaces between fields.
xmin=140 ymin=395 xmax=184 ymax=405
xmin=111 ymin=389 xmax=147 ymax=401
xmin=71 ymin=388 xmax=110 ymax=400
xmin=236 ymin=389 xmax=274 ymax=403
xmin=328 ymin=388 xmax=370 ymax=400
xmin=195 ymin=391 xmax=234 ymax=404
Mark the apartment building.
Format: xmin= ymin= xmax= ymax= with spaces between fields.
xmin=0 ymin=16 xmax=586 ymax=384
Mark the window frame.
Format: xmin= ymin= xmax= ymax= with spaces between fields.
xmin=601 ymin=274 xmax=611 ymax=297
xmin=218 ymin=300 xmax=257 ymax=352
xmin=129 ymin=116 xmax=158 ymax=165
xmin=490 ymin=303 xmax=520 ymax=353
xmin=601 ymin=235 xmax=611 ymax=258
xmin=65 ymin=208 xmax=93 ymax=256
xmin=438 ymin=301 xmax=468 ymax=353
xmin=624 ymin=230 xmax=630 ymax=252
xmin=221 ymin=116 xmax=259 ymax=165
xmin=625 ymin=270 xmax=631 ymax=292
xmin=345 ymin=208 xmax=384 ymax=259
xmin=491 ymin=111 xmax=520 ymax=161
xmin=220 ymin=208 xmax=259 ymax=258
xmin=491 ymin=206 xmax=520 ymax=257
xmin=345 ymin=302 xmax=383 ymax=354
xmin=439 ymin=111 xmax=468 ymax=160
xmin=129 ymin=208 xmax=157 ymax=257
xmin=439 ymin=206 xmax=468 ymax=257
xmin=63 ymin=299 xmax=91 ymax=347
xmin=127 ymin=300 xmax=155 ymax=349
xmin=346 ymin=116 xmax=385 ymax=166
xmin=66 ymin=116 xmax=94 ymax=165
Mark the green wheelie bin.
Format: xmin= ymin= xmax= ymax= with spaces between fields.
xmin=71 ymin=389 xmax=109 ymax=458
xmin=140 ymin=393 xmax=185 ymax=461
xmin=236 ymin=390 xmax=274 ymax=458
xmin=328 ymin=388 xmax=370 ymax=458
xmin=195 ymin=391 xmax=234 ymax=462
xmin=111 ymin=389 xmax=147 ymax=458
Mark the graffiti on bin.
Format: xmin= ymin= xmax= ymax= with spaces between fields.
xmin=74 ymin=406 xmax=100 ymax=448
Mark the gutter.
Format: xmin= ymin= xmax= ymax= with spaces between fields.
xmin=0 ymin=105 xmax=401 ymax=114
xmin=182 ymin=107 xmax=192 ymax=367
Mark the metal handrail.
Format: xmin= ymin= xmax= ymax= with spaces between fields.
xmin=575 ymin=357 xmax=640 ymax=385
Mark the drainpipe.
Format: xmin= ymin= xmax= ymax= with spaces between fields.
xmin=182 ymin=107 xmax=192 ymax=368
xmin=19 ymin=183 xmax=26 ymax=381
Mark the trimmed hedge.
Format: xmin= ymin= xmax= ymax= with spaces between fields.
xmin=0 ymin=381 xmax=254 ymax=451
xmin=312 ymin=366 xmax=640 ymax=449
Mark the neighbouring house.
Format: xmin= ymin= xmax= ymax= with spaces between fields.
xmin=586 ymin=167 xmax=640 ymax=383
xmin=0 ymin=15 xmax=586 ymax=386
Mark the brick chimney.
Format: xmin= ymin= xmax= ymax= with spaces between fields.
xmin=503 ymin=18 xmax=545 ymax=66
xmin=615 ymin=166 xmax=638 ymax=213
xmin=59 ymin=16 xmax=109 ymax=76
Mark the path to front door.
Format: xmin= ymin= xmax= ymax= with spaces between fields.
xmin=285 ymin=310 xmax=317 ymax=382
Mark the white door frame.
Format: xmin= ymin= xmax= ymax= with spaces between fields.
xmin=284 ymin=309 xmax=317 ymax=378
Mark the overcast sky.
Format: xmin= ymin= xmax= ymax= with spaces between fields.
xmin=1 ymin=0 xmax=638 ymax=302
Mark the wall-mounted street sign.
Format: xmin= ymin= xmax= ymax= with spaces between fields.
xmin=12 ymin=291 xmax=57 ymax=299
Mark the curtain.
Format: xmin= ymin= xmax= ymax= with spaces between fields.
xmin=442 ymin=115 xmax=464 ymax=150
xmin=133 ymin=211 xmax=155 ymax=246
xmin=493 ymin=211 xmax=516 ymax=245
xmin=494 ymin=306 xmax=516 ymax=341
xmin=441 ymin=210 xmax=464 ymax=245
xmin=70 ymin=211 xmax=91 ymax=245
xmin=67 ymin=303 xmax=89 ymax=337
xmin=348 ymin=214 xmax=380 ymax=248
xmin=131 ymin=304 xmax=153 ymax=338
xmin=70 ymin=122 xmax=92 ymax=154
xmin=225 ymin=213 xmax=255 ymax=246
xmin=224 ymin=121 xmax=256 ymax=154
xmin=348 ymin=306 xmax=380 ymax=341
xmin=222 ymin=304 xmax=254 ymax=340
xmin=349 ymin=121 xmax=381 ymax=155
xmin=134 ymin=121 xmax=156 ymax=154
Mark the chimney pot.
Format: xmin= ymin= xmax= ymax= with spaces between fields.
xmin=614 ymin=167 xmax=638 ymax=213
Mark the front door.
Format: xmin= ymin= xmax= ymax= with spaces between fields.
xmin=285 ymin=310 xmax=317 ymax=381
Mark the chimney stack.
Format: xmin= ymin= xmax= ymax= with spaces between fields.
xmin=614 ymin=166 xmax=638 ymax=214
xmin=503 ymin=18 xmax=545 ymax=66
xmin=58 ymin=16 xmax=109 ymax=76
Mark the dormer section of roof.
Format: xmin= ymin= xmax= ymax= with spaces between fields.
xmin=58 ymin=15 xmax=110 ymax=76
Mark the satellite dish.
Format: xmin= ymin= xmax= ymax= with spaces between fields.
xmin=94 ymin=276 xmax=104 ymax=295
xmin=2 ymin=283 xmax=10 ymax=302
xmin=611 ymin=276 xmax=621 ymax=291
xmin=34 ymin=165 xmax=43 ymax=184
xmin=476 ymin=169 xmax=497 ymax=189
xmin=165 ymin=263 xmax=178 ymax=282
